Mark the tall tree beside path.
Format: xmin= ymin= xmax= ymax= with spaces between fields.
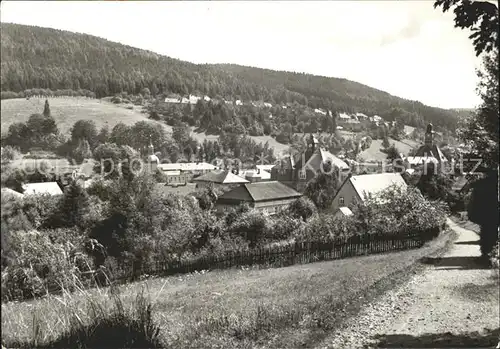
xmin=435 ymin=0 xmax=499 ymax=261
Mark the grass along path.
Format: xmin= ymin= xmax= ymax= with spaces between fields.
xmin=2 ymin=228 xmax=455 ymax=349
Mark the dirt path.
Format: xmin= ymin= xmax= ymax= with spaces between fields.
xmin=320 ymin=218 xmax=500 ymax=349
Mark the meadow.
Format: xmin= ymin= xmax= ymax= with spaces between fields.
xmin=0 ymin=97 xmax=168 ymax=136
xmin=1 ymin=228 xmax=453 ymax=349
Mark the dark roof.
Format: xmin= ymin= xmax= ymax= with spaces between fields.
xmin=218 ymin=181 xmax=302 ymax=203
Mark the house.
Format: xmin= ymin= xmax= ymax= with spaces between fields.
xmin=188 ymin=95 xmax=201 ymax=104
xmin=256 ymin=164 xmax=276 ymax=172
xmin=334 ymin=206 xmax=353 ymax=218
xmin=164 ymin=170 xmax=189 ymax=186
xmin=330 ymin=173 xmax=407 ymax=213
xmin=192 ymin=170 xmax=249 ymax=189
xmin=215 ymin=181 xmax=302 ymax=215
xmin=1 ymin=187 xmax=24 ymax=200
xmin=239 ymin=169 xmax=272 ymax=183
xmin=22 ymin=182 xmax=63 ymax=196
xmin=263 ymin=102 xmax=272 ymax=108
xmin=338 ymin=112 xmax=351 ymax=120
xmin=203 ymin=96 xmax=211 ymax=102
xmin=155 ymin=182 xmax=196 ymax=196
xmin=235 ymin=100 xmax=243 ymax=106
xmin=314 ymin=108 xmax=327 ymax=115
xmin=158 ymin=162 xmax=218 ymax=181
xmin=271 ymin=134 xmax=350 ymax=192
xmin=164 ymin=97 xmax=180 ymax=104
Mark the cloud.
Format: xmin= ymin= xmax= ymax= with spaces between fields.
xmin=379 ymin=14 xmax=424 ymax=47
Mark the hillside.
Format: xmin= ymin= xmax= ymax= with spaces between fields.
xmin=1 ymin=23 xmax=460 ymax=131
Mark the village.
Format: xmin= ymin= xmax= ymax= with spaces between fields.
xmin=0 ymin=0 xmax=498 ymax=348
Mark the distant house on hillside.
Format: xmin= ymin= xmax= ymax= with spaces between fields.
xmin=22 ymin=182 xmax=63 ymax=196
xmin=192 ymin=170 xmax=249 ymax=189
xmin=164 ymin=97 xmax=180 ymax=104
xmin=215 ymin=181 xmax=302 ymax=215
xmin=314 ymin=108 xmax=327 ymax=115
xmin=271 ymin=134 xmax=350 ymax=193
xmin=330 ymin=173 xmax=407 ymax=213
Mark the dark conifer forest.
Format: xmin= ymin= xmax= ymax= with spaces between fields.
xmin=1 ymin=23 xmax=460 ymax=131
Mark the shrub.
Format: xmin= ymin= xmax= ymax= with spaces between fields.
xmin=288 ymin=197 xmax=317 ymax=221
xmin=1 ymin=229 xmax=93 ymax=301
xmin=229 ymin=210 xmax=271 ymax=248
xmin=1 ymin=145 xmax=21 ymax=163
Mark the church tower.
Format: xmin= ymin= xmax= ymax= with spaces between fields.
xmin=146 ymin=137 xmax=159 ymax=172
xmin=424 ymin=123 xmax=433 ymax=147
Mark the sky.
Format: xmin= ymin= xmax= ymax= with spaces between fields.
xmin=0 ymin=1 xmax=485 ymax=109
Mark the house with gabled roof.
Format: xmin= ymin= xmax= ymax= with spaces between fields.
xmin=22 ymin=182 xmax=63 ymax=196
xmin=192 ymin=170 xmax=249 ymax=189
xmin=271 ymin=134 xmax=349 ymax=192
xmin=1 ymin=187 xmax=24 ymax=200
xmin=216 ymin=181 xmax=302 ymax=215
xmin=330 ymin=173 xmax=407 ymax=213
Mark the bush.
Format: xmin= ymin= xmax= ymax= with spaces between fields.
xmin=1 ymin=229 xmax=94 ymax=301
xmin=1 ymin=145 xmax=21 ymax=163
xmin=229 ymin=210 xmax=271 ymax=248
xmin=288 ymin=197 xmax=317 ymax=221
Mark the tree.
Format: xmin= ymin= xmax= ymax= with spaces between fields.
xmin=71 ymin=120 xmax=98 ymax=149
xmin=172 ymin=122 xmax=191 ymax=147
xmin=304 ymin=161 xmax=340 ymax=209
xmin=72 ymin=139 xmax=92 ymax=164
xmin=26 ymin=113 xmax=58 ymax=145
xmin=434 ymin=0 xmax=499 ymax=56
xmin=5 ymin=123 xmax=30 ymax=151
xmin=130 ymin=121 xmax=168 ymax=153
xmin=382 ymin=134 xmax=391 ymax=149
xmin=97 ymin=125 xmax=110 ymax=145
xmin=43 ymin=99 xmax=51 ymax=117
xmin=288 ymin=197 xmax=317 ymax=221
xmin=386 ymin=144 xmax=401 ymax=161
xmin=57 ymin=180 xmax=90 ymax=229
xmin=110 ymin=123 xmax=131 ymax=147
xmin=435 ymin=0 xmax=499 ymax=261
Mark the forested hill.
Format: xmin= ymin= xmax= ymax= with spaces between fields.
xmin=1 ymin=23 xmax=459 ymax=130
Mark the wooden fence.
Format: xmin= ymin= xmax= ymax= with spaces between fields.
xmin=104 ymin=227 xmax=441 ymax=285
xmin=5 ymin=227 xmax=441 ymax=301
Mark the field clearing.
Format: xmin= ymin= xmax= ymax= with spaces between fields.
xmin=0 ymin=97 xmax=169 ymax=135
xmin=190 ymin=131 xmax=290 ymax=157
xmin=359 ymin=138 xmax=419 ymax=162
xmin=1 ymin=229 xmax=454 ymax=349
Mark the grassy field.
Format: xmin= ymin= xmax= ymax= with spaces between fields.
xmin=1 ymin=229 xmax=454 ymax=349
xmin=359 ymin=138 xmax=420 ymax=162
xmin=0 ymin=97 xmax=168 ymax=135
